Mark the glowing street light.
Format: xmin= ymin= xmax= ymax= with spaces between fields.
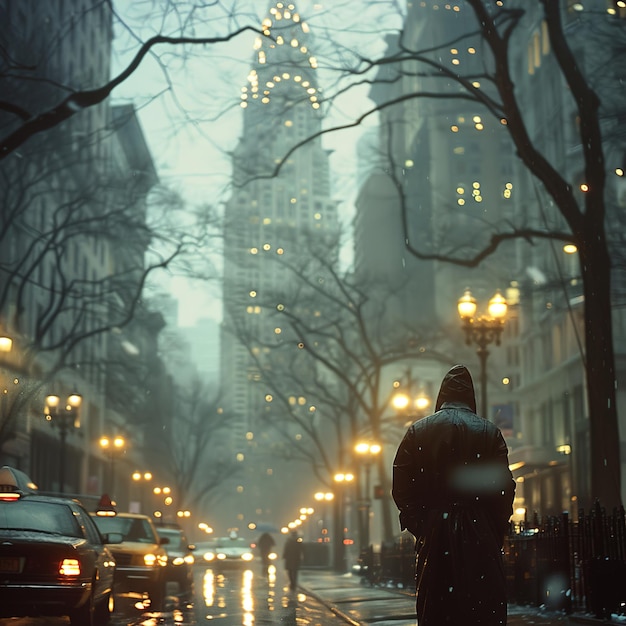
xmin=45 ymin=392 xmax=82 ymax=493
xmin=457 ymin=288 xmax=508 ymax=418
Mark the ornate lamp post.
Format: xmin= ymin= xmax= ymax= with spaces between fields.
xmin=131 ymin=470 xmax=153 ymax=513
xmin=99 ymin=435 xmax=126 ymax=498
xmin=457 ymin=288 xmax=508 ymax=418
xmin=354 ymin=442 xmax=381 ymax=550
xmin=44 ymin=392 xmax=82 ymax=493
xmin=333 ymin=471 xmax=354 ymax=572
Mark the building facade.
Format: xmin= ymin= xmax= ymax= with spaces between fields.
xmin=219 ymin=1 xmax=340 ymax=530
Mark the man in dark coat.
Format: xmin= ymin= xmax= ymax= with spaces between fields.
xmin=392 ymin=364 xmax=515 ymax=625
xmin=282 ymin=530 xmax=303 ymax=591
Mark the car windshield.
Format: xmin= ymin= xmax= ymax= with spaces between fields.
xmin=157 ymin=528 xmax=186 ymax=549
xmin=0 ymin=500 xmax=81 ymax=538
xmin=93 ymin=516 xmax=157 ymax=543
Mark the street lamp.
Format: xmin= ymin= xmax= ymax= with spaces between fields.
xmin=354 ymin=442 xmax=381 ymax=550
xmin=99 ymin=435 xmax=126 ymax=497
xmin=131 ymin=471 xmax=153 ymax=513
xmin=457 ymin=288 xmax=508 ymax=418
xmin=333 ymin=472 xmax=354 ymax=572
xmin=45 ymin=392 xmax=82 ymax=493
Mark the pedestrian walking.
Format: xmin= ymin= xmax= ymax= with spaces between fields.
xmin=257 ymin=531 xmax=276 ymax=575
xmin=282 ymin=530 xmax=303 ymax=591
xmin=392 ymin=364 xmax=516 ymax=625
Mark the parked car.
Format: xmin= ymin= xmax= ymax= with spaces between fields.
xmin=0 ymin=466 xmax=121 ymax=626
xmin=200 ymin=534 xmax=254 ymax=570
xmin=91 ymin=510 xmax=169 ymax=609
xmin=156 ymin=525 xmax=195 ymax=598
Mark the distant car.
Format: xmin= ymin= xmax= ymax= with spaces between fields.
xmin=156 ymin=525 xmax=195 ymax=598
xmin=91 ymin=510 xmax=169 ymax=609
xmin=0 ymin=466 xmax=120 ymax=626
xmin=200 ymin=534 xmax=254 ymax=569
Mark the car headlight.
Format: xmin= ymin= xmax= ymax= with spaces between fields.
xmin=203 ymin=552 xmax=215 ymax=561
xmin=268 ymin=552 xmax=277 ymax=561
xmin=184 ymin=554 xmax=195 ymax=565
xmin=217 ymin=553 xmax=227 ymax=560
xmin=241 ymin=552 xmax=253 ymax=561
xmin=144 ymin=554 xmax=157 ymax=566
xmin=172 ymin=557 xmax=185 ymax=566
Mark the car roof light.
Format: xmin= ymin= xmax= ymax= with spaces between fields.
xmin=0 ymin=466 xmax=38 ymax=499
xmin=95 ymin=493 xmax=117 ymax=516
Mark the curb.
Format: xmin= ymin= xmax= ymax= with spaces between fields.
xmin=301 ymin=585 xmax=362 ymax=626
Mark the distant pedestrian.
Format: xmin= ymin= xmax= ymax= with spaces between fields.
xmin=282 ymin=530 xmax=303 ymax=591
xmin=392 ymin=364 xmax=515 ymax=625
xmin=257 ymin=531 xmax=276 ymax=575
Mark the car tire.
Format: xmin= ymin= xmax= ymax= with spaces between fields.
xmin=70 ymin=589 xmax=95 ymax=626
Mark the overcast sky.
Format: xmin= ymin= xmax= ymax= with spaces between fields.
xmin=110 ymin=0 xmax=403 ymax=325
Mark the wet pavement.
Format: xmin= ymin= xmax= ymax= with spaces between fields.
xmin=298 ymin=569 xmax=584 ymax=625
xmin=0 ymin=566 xmax=617 ymax=625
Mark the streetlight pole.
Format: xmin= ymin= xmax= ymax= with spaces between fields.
xmin=333 ymin=472 xmax=354 ymax=573
xmin=99 ymin=435 xmax=126 ymax=498
xmin=354 ymin=442 xmax=381 ymax=551
xmin=457 ymin=288 xmax=508 ymax=418
xmin=45 ymin=393 xmax=82 ymax=494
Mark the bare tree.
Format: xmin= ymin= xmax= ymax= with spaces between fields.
xmin=224 ymin=230 xmax=454 ymax=541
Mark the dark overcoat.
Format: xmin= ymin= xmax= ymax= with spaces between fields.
xmin=392 ymin=365 xmax=515 ymax=625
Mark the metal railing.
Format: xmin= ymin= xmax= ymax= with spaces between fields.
xmin=355 ymin=503 xmax=626 ymax=619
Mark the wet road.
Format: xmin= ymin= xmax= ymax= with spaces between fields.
xmin=0 ymin=565 xmax=348 ymax=626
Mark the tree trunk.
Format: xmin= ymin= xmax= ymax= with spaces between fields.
xmin=579 ymin=233 xmax=622 ymax=510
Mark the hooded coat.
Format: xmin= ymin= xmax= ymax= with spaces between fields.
xmin=392 ymin=365 xmax=515 ymax=626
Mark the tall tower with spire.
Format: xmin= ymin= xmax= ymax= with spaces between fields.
xmin=219 ymin=2 xmax=339 ymax=530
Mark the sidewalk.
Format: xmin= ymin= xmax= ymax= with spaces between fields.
xmin=298 ymin=569 xmax=610 ymax=626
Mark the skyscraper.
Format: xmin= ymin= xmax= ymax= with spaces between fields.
xmin=220 ymin=2 xmax=339 ymax=529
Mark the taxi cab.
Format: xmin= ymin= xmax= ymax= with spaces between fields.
xmin=0 ymin=466 xmax=120 ymax=626
xmin=91 ymin=501 xmax=169 ymax=609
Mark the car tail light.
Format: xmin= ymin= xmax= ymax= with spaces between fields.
xmin=59 ymin=559 xmax=81 ymax=576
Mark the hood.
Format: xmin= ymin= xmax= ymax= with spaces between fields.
xmin=434 ymin=364 xmax=477 ymax=413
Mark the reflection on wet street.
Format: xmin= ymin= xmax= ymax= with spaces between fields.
xmin=0 ymin=565 xmax=346 ymax=625
xmin=106 ymin=564 xmax=345 ymax=626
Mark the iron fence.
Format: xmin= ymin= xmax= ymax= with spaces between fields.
xmin=356 ymin=503 xmax=626 ymax=619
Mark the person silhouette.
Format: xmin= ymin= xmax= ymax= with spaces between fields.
xmin=257 ymin=531 xmax=275 ymax=575
xmin=393 ymin=364 xmax=515 ymax=625
xmin=282 ymin=530 xmax=303 ymax=591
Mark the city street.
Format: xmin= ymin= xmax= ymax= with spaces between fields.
xmin=0 ymin=565 xmax=583 ymax=626
xmin=0 ymin=565 xmax=352 ymax=626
